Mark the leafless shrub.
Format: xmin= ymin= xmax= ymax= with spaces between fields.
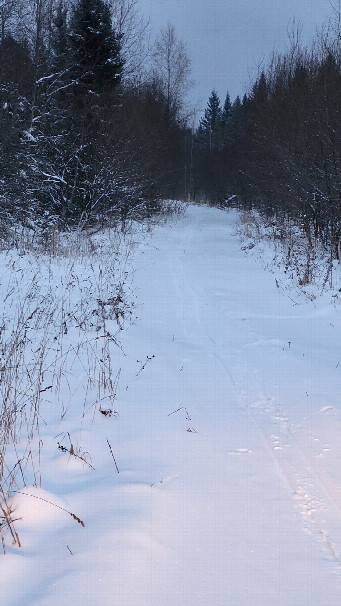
xmin=237 ymin=208 xmax=340 ymax=293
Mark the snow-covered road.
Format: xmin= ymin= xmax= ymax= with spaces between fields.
xmin=2 ymin=204 xmax=341 ymax=605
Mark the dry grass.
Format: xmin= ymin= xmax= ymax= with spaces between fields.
xmin=237 ymin=209 xmax=341 ymax=294
xmin=0 ymin=203 xmax=185 ymax=550
xmin=0 ymin=221 xmax=137 ymax=550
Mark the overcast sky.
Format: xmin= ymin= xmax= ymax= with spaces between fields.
xmin=139 ymin=0 xmax=333 ymax=115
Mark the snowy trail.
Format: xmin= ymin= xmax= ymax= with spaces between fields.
xmin=181 ymin=208 xmax=341 ymax=583
xmin=141 ymin=205 xmax=341 ymax=603
xmin=118 ymin=205 xmax=341 ymax=604
xmin=3 ymin=204 xmax=341 ymax=605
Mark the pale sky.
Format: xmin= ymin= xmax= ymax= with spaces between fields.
xmin=139 ymin=0 xmax=333 ymax=114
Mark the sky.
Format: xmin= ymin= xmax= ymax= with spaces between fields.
xmin=139 ymin=0 xmax=334 ymax=116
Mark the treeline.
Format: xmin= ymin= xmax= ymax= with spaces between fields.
xmin=193 ymin=24 xmax=341 ymax=266
xmin=0 ymin=0 xmax=191 ymax=229
xmin=4 ymin=0 xmax=341 ymax=267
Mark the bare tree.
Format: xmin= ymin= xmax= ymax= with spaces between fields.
xmin=106 ymin=0 xmax=150 ymax=82
xmin=0 ymin=0 xmax=16 ymax=41
xmin=152 ymin=22 xmax=192 ymax=120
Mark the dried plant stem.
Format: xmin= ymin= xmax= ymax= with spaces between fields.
xmin=106 ymin=438 xmax=119 ymax=473
xmin=0 ymin=502 xmax=21 ymax=548
xmin=14 ymin=491 xmax=85 ymax=527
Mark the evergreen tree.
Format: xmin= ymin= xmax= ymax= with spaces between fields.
xmin=251 ymin=71 xmax=268 ymax=107
xmin=193 ymin=90 xmax=226 ymax=200
xmin=69 ymin=0 xmax=122 ymax=95
xmin=0 ymin=0 xmax=191 ymax=228
xmin=229 ymin=95 xmax=243 ymax=141
xmin=0 ymin=36 xmax=33 ymax=220
xmin=50 ymin=1 xmax=70 ymax=73
xmin=197 ymin=89 xmax=224 ymax=161
xmin=17 ymin=0 xmax=125 ymax=224
xmin=220 ymin=90 xmax=232 ymax=149
xmin=198 ymin=89 xmax=222 ymax=136
xmin=221 ymin=91 xmax=231 ymax=126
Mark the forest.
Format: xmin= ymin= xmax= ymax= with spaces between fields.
xmin=195 ymin=37 xmax=341 ymax=277
xmin=0 ymin=0 xmax=191 ymax=229
xmin=2 ymin=0 xmax=341 ymax=272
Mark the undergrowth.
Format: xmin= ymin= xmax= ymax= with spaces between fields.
xmin=237 ymin=209 xmax=341 ymax=298
xmin=0 ymin=220 xmax=137 ymax=551
xmin=0 ymin=201 xmax=185 ymax=550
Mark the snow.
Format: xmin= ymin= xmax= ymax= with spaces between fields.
xmin=23 ymin=130 xmax=37 ymax=142
xmin=1 ymin=204 xmax=341 ymax=604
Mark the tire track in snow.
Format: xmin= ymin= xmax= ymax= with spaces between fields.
xmin=168 ymin=210 xmax=341 ymax=579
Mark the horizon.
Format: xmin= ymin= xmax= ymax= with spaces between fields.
xmin=139 ymin=0 xmax=333 ymax=117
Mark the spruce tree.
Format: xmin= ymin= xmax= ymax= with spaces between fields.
xmin=229 ymin=95 xmax=243 ymax=141
xmin=50 ymin=2 xmax=70 ymax=73
xmin=220 ymin=91 xmax=232 ymax=148
xmin=251 ymin=71 xmax=268 ymax=108
xmin=69 ymin=0 xmax=122 ymax=95
xmin=198 ymin=89 xmax=222 ymax=136
xmin=221 ymin=91 xmax=231 ymax=126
